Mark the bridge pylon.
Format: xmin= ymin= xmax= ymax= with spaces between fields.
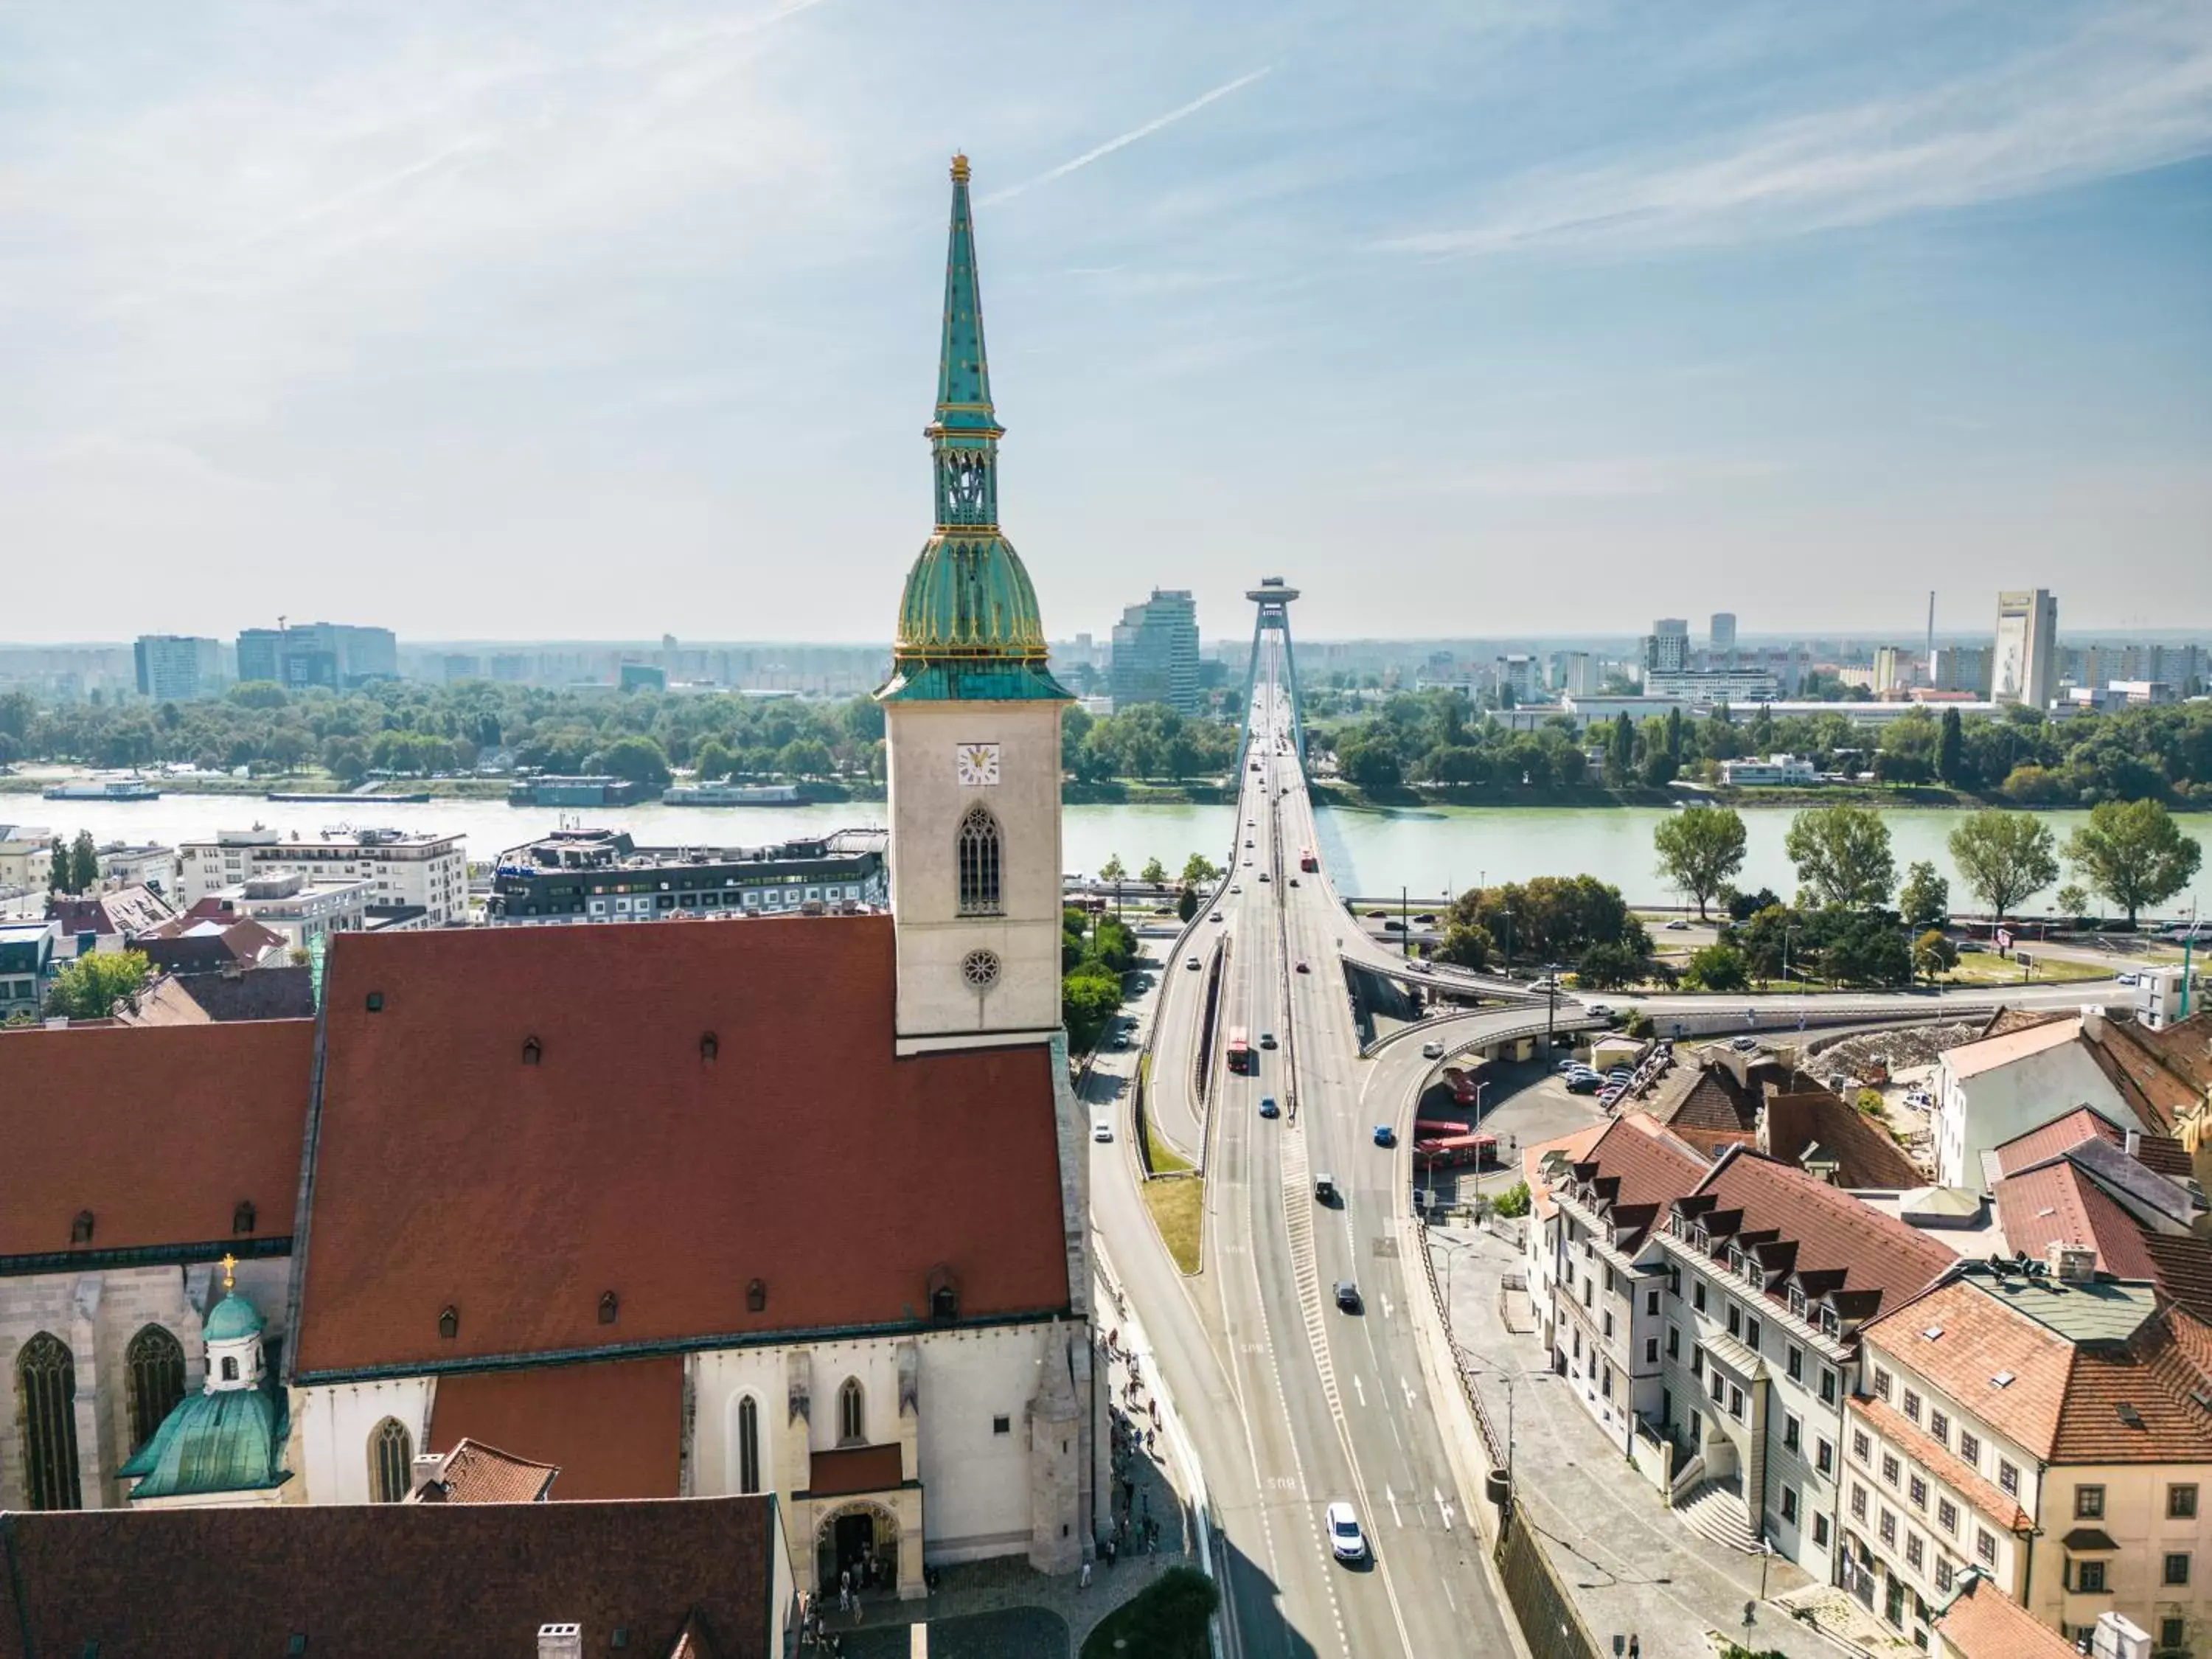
xmin=1242 ymin=577 xmax=1304 ymax=771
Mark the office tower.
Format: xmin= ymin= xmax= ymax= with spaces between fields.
xmin=133 ymin=636 xmax=223 ymax=701
xmin=1644 ymin=619 xmax=1690 ymax=676
xmin=1992 ymin=590 xmax=2058 ymax=709
xmin=1709 ymin=613 xmax=1736 ymax=653
xmin=1109 ymin=589 xmax=1201 ymax=714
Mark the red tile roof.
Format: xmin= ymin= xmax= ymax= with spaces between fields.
xmin=292 ymin=917 xmax=1073 ymax=1377
xmin=2081 ymin=1012 xmax=2205 ymax=1134
xmin=427 ymin=1357 xmax=684 ymax=1500
xmin=0 ymin=1020 xmax=311 ymax=1262
xmin=1689 ymin=1149 xmax=1957 ymax=1322
xmin=0 ymin=1495 xmax=774 ymax=1659
xmin=1994 ymin=1163 xmax=2161 ymax=1282
xmin=1568 ymin=1116 xmax=1708 ymax=1247
xmin=408 ymin=1436 xmax=560 ymax=1503
xmin=1933 ymin=1570 xmax=2076 ymax=1659
xmin=1990 ymin=1107 xmax=2121 ymax=1177
xmin=1762 ymin=1088 xmax=1923 ymax=1189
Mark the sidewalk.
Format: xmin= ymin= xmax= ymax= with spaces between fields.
xmin=1435 ymin=1222 xmax=1846 ymax=1659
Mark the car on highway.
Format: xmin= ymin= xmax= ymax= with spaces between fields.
xmin=1414 ymin=913 xmax=1436 ymax=925
xmin=1382 ymin=919 xmax=1405 ymax=932
xmin=1586 ymin=1004 xmax=1613 ymax=1018
xmin=1287 ymin=877 xmax=1300 ymax=886
xmin=1092 ymin=1121 xmax=1113 ymax=1142
xmin=1314 ymin=1174 xmax=1338 ymax=1203
xmin=1530 ymin=975 xmax=1561 ymax=991
xmin=1259 ymin=1096 xmax=1279 ymax=1119
xmin=1665 ymin=918 xmax=1691 ymax=931
xmin=1228 ymin=884 xmax=1242 ymax=894
xmin=1258 ymin=871 xmax=1270 ymax=882
xmin=1326 ymin=1501 xmax=1368 ymax=1562
xmin=1259 ymin=1032 xmax=1277 ymax=1048
xmin=1294 ymin=960 xmax=1310 ymax=973
xmin=1245 ymin=838 xmax=1255 ymax=848
xmin=1333 ymin=1281 xmax=1362 ymax=1313
xmin=1209 ymin=911 xmax=1223 ymax=922
xmin=1372 ymin=1124 xmax=1394 ymax=1147
xmin=1366 ymin=909 xmax=1388 ymax=919
xmin=1422 ymin=1040 xmax=1447 ymax=1059
xmin=1184 ymin=956 xmax=1202 ymax=971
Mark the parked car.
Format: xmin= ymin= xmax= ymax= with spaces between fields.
xmin=1259 ymin=1096 xmax=1279 ymax=1119
xmin=1326 ymin=1501 xmax=1368 ymax=1562
xmin=1731 ymin=1035 xmax=1761 ymax=1053
xmin=1372 ymin=1124 xmax=1395 ymax=1147
xmin=1334 ymin=1281 xmax=1363 ymax=1312
xmin=1554 ymin=1057 xmax=1585 ymax=1074
xmin=1568 ymin=1074 xmax=1602 ymax=1093
xmin=1111 ymin=1034 xmax=1130 ymax=1051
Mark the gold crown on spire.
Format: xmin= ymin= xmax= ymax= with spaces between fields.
xmin=950 ymin=152 xmax=970 ymax=183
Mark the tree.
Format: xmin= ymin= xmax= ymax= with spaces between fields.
xmin=1140 ymin=856 xmax=1169 ymax=888
xmin=2055 ymin=883 xmax=2090 ymax=922
xmin=593 ymin=734 xmax=672 ymax=790
xmin=1573 ymin=939 xmax=1646 ymax=990
xmin=2066 ymin=799 xmax=2203 ymax=925
xmin=691 ymin=739 xmax=737 ymax=781
xmin=1605 ymin=712 xmax=1635 ymax=787
xmin=321 ymin=734 xmax=371 ymax=785
xmin=1819 ymin=913 xmax=1912 ymax=987
xmin=1177 ymin=885 xmax=1198 ymax=923
xmin=774 ymin=737 xmax=834 ymax=778
xmin=1913 ymin=929 xmax=1959 ymax=985
xmin=1652 ymin=805 xmax=1747 ymax=920
xmin=1491 ymin=1180 xmax=1532 ymax=1220
xmin=1433 ymin=922 xmax=1493 ymax=970
xmin=1099 ymin=854 xmax=1126 ymax=916
xmin=1061 ymin=967 xmax=1122 ymax=1053
xmin=1899 ymin=860 xmax=1950 ymax=931
xmin=47 ymin=835 xmax=69 ymax=893
xmin=1937 ymin=706 xmax=1966 ymax=785
xmin=1946 ymin=810 xmax=2059 ymax=923
xmin=46 ymin=950 xmax=152 ymax=1019
xmin=70 ymin=830 xmax=100 ymax=894
xmin=1180 ymin=852 xmax=1221 ymax=886
xmin=1683 ymin=942 xmax=1750 ymax=992
xmin=1784 ymin=804 xmax=1895 ymax=910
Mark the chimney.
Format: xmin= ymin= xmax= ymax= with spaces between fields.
xmin=2046 ymin=1241 xmax=2098 ymax=1284
xmin=538 ymin=1624 xmax=583 ymax=1659
xmin=410 ymin=1450 xmax=448 ymax=1493
xmin=2125 ymin=1127 xmax=2143 ymax=1161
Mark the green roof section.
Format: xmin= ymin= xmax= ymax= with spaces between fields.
xmin=118 ymin=1380 xmax=291 ymax=1500
xmin=204 ymin=1290 xmax=266 ymax=1343
xmin=882 ymin=156 xmax=1068 ymax=703
xmin=1975 ymin=1273 xmax=2160 ymax=1346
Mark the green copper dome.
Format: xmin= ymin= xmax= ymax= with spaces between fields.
xmin=204 ymin=1290 xmax=265 ymax=1343
xmin=882 ymin=156 xmax=1068 ymax=706
xmin=117 ymin=1381 xmax=291 ymax=1500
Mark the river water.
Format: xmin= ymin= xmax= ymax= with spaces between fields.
xmin=10 ymin=793 xmax=2206 ymax=914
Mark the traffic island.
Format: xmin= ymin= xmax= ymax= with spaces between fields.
xmin=1140 ymin=1174 xmax=1203 ymax=1275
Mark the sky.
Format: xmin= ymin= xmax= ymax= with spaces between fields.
xmin=2 ymin=0 xmax=2209 ymax=644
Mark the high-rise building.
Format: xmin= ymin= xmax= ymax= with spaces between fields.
xmin=1551 ymin=651 xmax=1596 ymax=698
xmin=1873 ymin=645 xmax=1908 ymax=695
xmin=1644 ymin=619 xmax=1690 ymax=677
xmin=1708 ymin=613 xmax=1737 ymax=653
xmin=234 ymin=623 xmax=398 ymax=690
xmin=1928 ymin=645 xmax=1992 ymax=697
xmin=1109 ymin=589 xmax=1200 ymax=714
xmin=133 ymin=636 xmax=222 ymax=701
xmin=1991 ymin=589 xmax=2058 ymax=709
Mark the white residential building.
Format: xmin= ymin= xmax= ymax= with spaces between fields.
xmin=1721 ymin=754 xmax=1819 ymax=787
xmin=1932 ymin=1018 xmax=2141 ymax=1189
xmin=192 ymin=871 xmax=372 ymax=952
xmin=179 ymin=828 xmax=467 ymax=926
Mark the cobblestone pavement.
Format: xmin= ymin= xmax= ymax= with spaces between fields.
xmin=796 ymin=1324 xmax=1192 ymax=1658
xmin=1435 ymin=1220 xmax=1838 ymax=1659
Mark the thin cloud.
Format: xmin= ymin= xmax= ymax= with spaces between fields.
xmin=1383 ymin=7 xmax=2212 ymax=257
xmin=979 ymin=66 xmax=1273 ymax=204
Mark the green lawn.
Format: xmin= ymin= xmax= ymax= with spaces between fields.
xmin=1141 ymin=1176 xmax=1205 ymax=1276
xmin=1145 ymin=1118 xmax=1192 ymax=1175
xmin=1940 ymin=955 xmax=2114 ymax=987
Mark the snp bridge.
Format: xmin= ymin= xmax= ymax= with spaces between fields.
xmin=1093 ymin=616 xmax=1528 ymax=1659
xmin=1240 ymin=578 xmax=1306 ymax=773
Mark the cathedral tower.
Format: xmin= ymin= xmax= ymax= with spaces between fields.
xmin=877 ymin=155 xmax=1071 ymax=1054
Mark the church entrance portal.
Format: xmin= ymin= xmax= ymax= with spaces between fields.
xmin=816 ymin=1501 xmax=899 ymax=1597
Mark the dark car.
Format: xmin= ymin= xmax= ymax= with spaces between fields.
xmin=1567 ymin=1074 xmax=1603 ymax=1093
xmin=1259 ymin=1032 xmax=1277 ymax=1049
xmin=1335 ymin=1281 xmax=1362 ymax=1312
xmin=1295 ymin=961 xmax=1311 ymax=973
xmin=1259 ymin=1096 xmax=1280 ymax=1119
xmin=1414 ymin=913 xmax=1437 ymax=925
xmin=1372 ymin=1124 xmax=1395 ymax=1147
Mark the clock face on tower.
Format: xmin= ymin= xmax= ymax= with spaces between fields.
xmin=955 ymin=742 xmax=1001 ymax=786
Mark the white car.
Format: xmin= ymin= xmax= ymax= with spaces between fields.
xmin=1185 ymin=956 xmax=1202 ymax=971
xmin=1326 ymin=1501 xmax=1367 ymax=1562
xmin=1092 ymin=1121 xmax=1113 ymax=1143
xmin=1229 ymin=884 xmax=1242 ymax=894
xmin=1420 ymin=1039 xmax=1445 ymax=1059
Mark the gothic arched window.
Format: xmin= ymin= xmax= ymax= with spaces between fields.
xmin=368 ymin=1416 xmax=412 ymax=1503
xmin=838 ymin=1377 xmax=866 ymax=1446
xmin=15 ymin=1332 xmax=81 ymax=1511
xmin=736 ymin=1394 xmax=762 ymax=1495
xmin=125 ymin=1324 xmax=185 ymax=1453
xmin=956 ymin=805 xmax=1002 ymax=917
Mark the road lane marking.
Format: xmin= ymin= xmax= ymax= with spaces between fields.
xmin=1386 ymin=1485 xmax=1402 ymax=1528
xmin=1401 ymin=1375 xmax=1417 ymax=1411
xmin=1381 ymin=1293 xmax=1394 ymax=1319
xmin=1435 ymin=1487 xmax=1455 ymax=1531
xmin=1352 ymin=1374 xmax=1365 ymax=1408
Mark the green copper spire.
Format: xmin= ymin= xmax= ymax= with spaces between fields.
xmin=883 ymin=154 xmax=1069 ymax=704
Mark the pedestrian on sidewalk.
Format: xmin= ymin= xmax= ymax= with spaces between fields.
xmin=1080 ymin=1559 xmax=1092 ymax=1590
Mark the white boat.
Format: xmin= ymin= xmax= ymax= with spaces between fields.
xmin=661 ymin=782 xmax=802 ymax=806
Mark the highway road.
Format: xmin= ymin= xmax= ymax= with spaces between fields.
xmin=1093 ymin=639 xmax=1521 ymax=1658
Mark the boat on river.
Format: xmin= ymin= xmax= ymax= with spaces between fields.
xmin=42 ymin=776 xmax=160 ymax=801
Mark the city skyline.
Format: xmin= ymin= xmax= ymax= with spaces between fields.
xmin=1 ymin=3 xmax=2207 ymax=640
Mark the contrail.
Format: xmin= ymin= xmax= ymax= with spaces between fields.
xmin=981 ymin=66 xmax=1274 ymax=204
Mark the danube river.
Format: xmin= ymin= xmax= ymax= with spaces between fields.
xmin=13 ymin=791 xmax=2206 ymax=914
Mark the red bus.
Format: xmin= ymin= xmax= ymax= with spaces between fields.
xmin=1415 ymin=1133 xmax=1498 ymax=1169
xmin=1225 ymin=1027 xmax=1253 ymax=1074
xmin=1299 ymin=847 xmax=1318 ymax=873
xmin=1440 ymin=1065 xmax=1487 ymax=1107
xmin=1413 ymin=1119 xmax=1467 ymax=1138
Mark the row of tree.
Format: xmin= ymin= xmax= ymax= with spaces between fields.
xmin=1313 ymin=689 xmax=2212 ymax=804
xmin=1652 ymin=799 xmax=2201 ymax=925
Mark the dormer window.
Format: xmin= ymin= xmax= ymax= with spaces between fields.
xmin=71 ymin=1210 xmax=94 ymax=1245
xmin=521 ymin=1036 xmax=542 ymax=1065
xmin=746 ymin=1278 xmax=768 ymax=1313
xmin=439 ymin=1305 xmax=459 ymax=1340
xmin=1789 ymin=1286 xmax=1807 ymax=1318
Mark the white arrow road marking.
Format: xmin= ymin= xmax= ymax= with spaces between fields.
xmin=1382 ymin=1293 xmax=1394 ymax=1319
xmin=1386 ymin=1486 xmax=1402 ymax=1528
xmin=1401 ymin=1375 xmax=1417 ymax=1411
xmin=1436 ymin=1488 xmax=1455 ymax=1531
xmin=1352 ymin=1374 xmax=1366 ymax=1408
